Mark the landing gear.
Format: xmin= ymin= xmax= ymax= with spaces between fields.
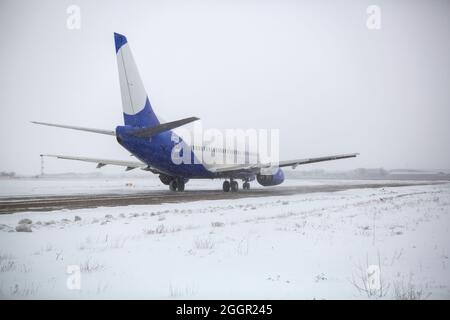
xmin=169 ymin=180 xmax=177 ymax=191
xmin=222 ymin=180 xmax=230 ymax=192
xmin=177 ymin=179 xmax=185 ymax=192
xmin=223 ymin=180 xmax=239 ymax=192
xmin=231 ymin=181 xmax=239 ymax=192
xmin=169 ymin=178 xmax=185 ymax=192
xmin=243 ymin=182 xmax=250 ymax=190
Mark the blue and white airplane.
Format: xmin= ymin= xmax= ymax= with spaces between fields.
xmin=33 ymin=33 xmax=358 ymax=192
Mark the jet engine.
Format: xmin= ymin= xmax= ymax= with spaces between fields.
xmin=256 ymin=168 xmax=285 ymax=186
xmin=159 ymin=174 xmax=189 ymax=185
xmin=159 ymin=174 xmax=173 ymax=185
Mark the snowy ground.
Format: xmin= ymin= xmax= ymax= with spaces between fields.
xmin=0 ymin=180 xmax=449 ymax=299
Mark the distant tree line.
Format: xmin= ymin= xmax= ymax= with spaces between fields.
xmin=0 ymin=171 xmax=16 ymax=177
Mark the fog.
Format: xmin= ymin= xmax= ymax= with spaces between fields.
xmin=1 ymin=0 xmax=449 ymax=175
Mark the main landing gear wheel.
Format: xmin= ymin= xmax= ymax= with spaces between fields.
xmin=177 ymin=179 xmax=185 ymax=192
xmin=169 ymin=180 xmax=177 ymax=192
xmin=222 ymin=180 xmax=231 ymax=192
xmin=231 ymin=181 xmax=239 ymax=192
xmin=169 ymin=178 xmax=185 ymax=192
xmin=243 ymin=182 xmax=250 ymax=190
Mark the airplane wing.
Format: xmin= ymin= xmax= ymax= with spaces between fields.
xmin=40 ymin=154 xmax=158 ymax=172
xmin=212 ymin=153 xmax=359 ymax=174
xmin=277 ymin=153 xmax=359 ymax=169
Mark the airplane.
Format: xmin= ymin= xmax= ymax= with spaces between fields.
xmin=32 ymin=33 xmax=358 ymax=192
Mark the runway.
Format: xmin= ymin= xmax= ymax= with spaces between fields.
xmin=0 ymin=181 xmax=440 ymax=214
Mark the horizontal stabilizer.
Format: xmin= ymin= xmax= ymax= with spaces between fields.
xmin=32 ymin=121 xmax=115 ymax=136
xmin=131 ymin=116 xmax=199 ymax=138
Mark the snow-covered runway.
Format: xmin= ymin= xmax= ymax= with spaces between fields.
xmin=0 ymin=180 xmax=449 ymax=299
xmin=0 ymin=180 xmax=435 ymax=214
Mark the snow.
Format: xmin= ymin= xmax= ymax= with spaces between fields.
xmin=0 ymin=180 xmax=449 ymax=299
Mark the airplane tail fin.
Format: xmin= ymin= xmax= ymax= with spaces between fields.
xmin=114 ymin=33 xmax=159 ymax=127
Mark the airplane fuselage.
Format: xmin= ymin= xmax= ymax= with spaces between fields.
xmin=116 ymin=125 xmax=228 ymax=179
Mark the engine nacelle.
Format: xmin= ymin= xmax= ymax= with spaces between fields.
xmin=256 ymin=168 xmax=285 ymax=186
xmin=159 ymin=174 xmax=173 ymax=185
xmin=159 ymin=174 xmax=189 ymax=185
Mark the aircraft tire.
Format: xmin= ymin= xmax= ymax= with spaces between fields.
xmin=222 ymin=181 xmax=231 ymax=192
xmin=177 ymin=180 xmax=185 ymax=192
xmin=169 ymin=180 xmax=177 ymax=192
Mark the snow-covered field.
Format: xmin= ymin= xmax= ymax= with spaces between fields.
xmin=0 ymin=180 xmax=449 ymax=299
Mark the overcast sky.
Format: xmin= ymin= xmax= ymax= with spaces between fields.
xmin=1 ymin=0 xmax=449 ymax=175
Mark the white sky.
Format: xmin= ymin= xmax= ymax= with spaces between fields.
xmin=1 ymin=0 xmax=449 ymax=175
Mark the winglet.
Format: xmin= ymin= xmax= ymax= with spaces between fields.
xmin=114 ymin=32 xmax=128 ymax=53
